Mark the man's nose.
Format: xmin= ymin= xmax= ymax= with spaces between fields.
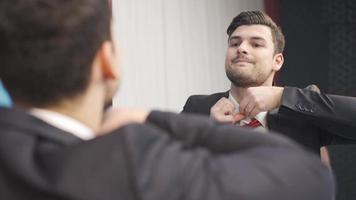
xmin=237 ymin=41 xmax=249 ymax=55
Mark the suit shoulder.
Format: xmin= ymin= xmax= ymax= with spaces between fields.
xmin=187 ymin=91 xmax=228 ymax=102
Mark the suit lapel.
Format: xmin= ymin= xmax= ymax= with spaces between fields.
xmin=209 ymin=91 xmax=229 ymax=106
xmin=205 ymin=91 xmax=229 ymax=115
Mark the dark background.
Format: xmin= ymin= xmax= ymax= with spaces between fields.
xmin=267 ymin=0 xmax=356 ymax=199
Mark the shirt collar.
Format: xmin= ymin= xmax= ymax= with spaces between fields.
xmin=30 ymin=108 xmax=95 ymax=140
xmin=228 ymin=91 xmax=267 ymax=128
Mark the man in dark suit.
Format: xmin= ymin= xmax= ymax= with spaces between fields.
xmin=183 ymin=86 xmax=356 ymax=152
xmin=184 ymin=11 xmax=285 ymax=131
xmin=0 ymin=1 xmax=334 ymax=200
xmin=182 ymin=11 xmax=356 ymax=155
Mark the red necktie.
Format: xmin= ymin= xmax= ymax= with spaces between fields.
xmin=242 ymin=118 xmax=261 ymax=128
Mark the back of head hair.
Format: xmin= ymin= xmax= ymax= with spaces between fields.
xmin=0 ymin=0 xmax=111 ymax=106
xmin=226 ymin=11 xmax=285 ymax=54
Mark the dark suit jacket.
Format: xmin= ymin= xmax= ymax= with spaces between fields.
xmin=0 ymin=107 xmax=333 ymax=200
xmin=182 ymin=87 xmax=356 ymax=153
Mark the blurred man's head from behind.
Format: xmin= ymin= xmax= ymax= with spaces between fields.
xmin=225 ymin=11 xmax=285 ymax=88
xmin=0 ymin=0 xmax=118 ymax=108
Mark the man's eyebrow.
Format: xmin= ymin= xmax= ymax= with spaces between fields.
xmin=229 ymin=36 xmax=266 ymax=42
xmin=250 ymin=37 xmax=266 ymax=42
xmin=228 ymin=36 xmax=241 ymax=42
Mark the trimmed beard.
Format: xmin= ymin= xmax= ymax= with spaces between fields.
xmin=225 ymin=67 xmax=273 ymax=88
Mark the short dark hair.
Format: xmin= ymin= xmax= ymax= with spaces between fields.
xmin=0 ymin=0 xmax=111 ymax=106
xmin=227 ymin=11 xmax=285 ymax=54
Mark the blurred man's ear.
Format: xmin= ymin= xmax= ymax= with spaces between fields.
xmin=100 ymin=41 xmax=120 ymax=104
xmin=99 ymin=41 xmax=119 ymax=80
xmin=272 ymin=53 xmax=284 ymax=72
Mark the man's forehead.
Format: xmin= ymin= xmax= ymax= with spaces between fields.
xmin=230 ymin=24 xmax=272 ymax=41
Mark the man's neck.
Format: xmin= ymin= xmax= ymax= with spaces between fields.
xmin=230 ymin=82 xmax=273 ymax=103
xmin=47 ymin=105 xmax=100 ymax=133
xmin=23 ymin=91 xmax=106 ymax=134
xmin=230 ymin=85 xmax=248 ymax=103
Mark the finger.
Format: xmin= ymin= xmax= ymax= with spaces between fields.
xmin=210 ymin=98 xmax=236 ymax=122
xmin=249 ymin=107 xmax=260 ymax=117
xmin=233 ymin=113 xmax=245 ymax=122
xmin=216 ymin=114 xmax=236 ymax=124
xmin=221 ymin=102 xmax=235 ymax=115
xmin=240 ymin=97 xmax=251 ymax=115
xmin=244 ymin=100 xmax=256 ymax=117
xmin=212 ymin=107 xmax=235 ymax=123
xmin=211 ymin=97 xmax=231 ymax=113
xmin=215 ymin=97 xmax=230 ymax=107
xmin=212 ymin=98 xmax=235 ymax=114
xmin=239 ymin=98 xmax=249 ymax=115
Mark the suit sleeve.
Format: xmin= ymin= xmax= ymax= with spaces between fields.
xmin=280 ymin=86 xmax=356 ymax=142
xmin=146 ymin=111 xmax=297 ymax=153
xmin=124 ymin=111 xmax=335 ymax=200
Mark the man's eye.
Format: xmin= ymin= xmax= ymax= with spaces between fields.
xmin=229 ymin=42 xmax=238 ymax=47
xmin=253 ymin=43 xmax=263 ymax=47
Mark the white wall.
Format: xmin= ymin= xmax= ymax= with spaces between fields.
xmin=112 ymin=0 xmax=263 ymax=112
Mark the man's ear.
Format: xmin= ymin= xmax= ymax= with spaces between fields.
xmin=272 ymin=53 xmax=284 ymax=72
xmin=98 ymin=41 xmax=119 ymax=80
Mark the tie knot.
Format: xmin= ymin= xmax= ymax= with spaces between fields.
xmin=242 ymin=118 xmax=261 ymax=128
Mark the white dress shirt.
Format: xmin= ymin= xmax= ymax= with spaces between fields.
xmin=228 ymin=92 xmax=268 ymax=132
xmin=30 ymin=108 xmax=95 ymax=140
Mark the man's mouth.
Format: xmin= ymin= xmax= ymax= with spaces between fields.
xmin=232 ymin=58 xmax=253 ymax=64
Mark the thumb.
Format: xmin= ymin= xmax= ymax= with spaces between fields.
xmin=233 ymin=113 xmax=245 ymax=122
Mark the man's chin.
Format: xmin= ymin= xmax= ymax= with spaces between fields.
xmin=226 ymin=72 xmax=257 ymax=88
